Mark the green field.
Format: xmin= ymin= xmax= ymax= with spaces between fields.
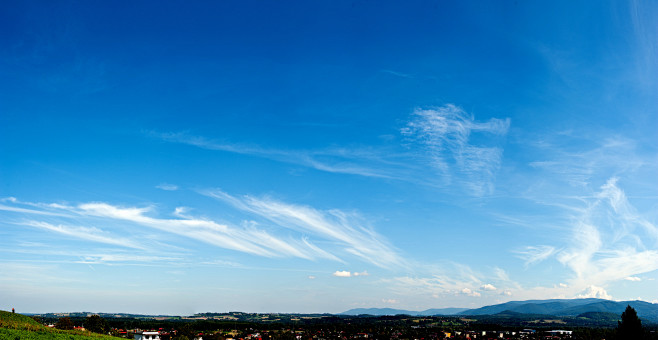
xmin=0 ymin=310 xmax=121 ymax=340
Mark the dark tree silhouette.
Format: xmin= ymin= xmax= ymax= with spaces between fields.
xmin=84 ymin=314 xmax=108 ymax=334
xmin=617 ymin=305 xmax=644 ymax=340
xmin=55 ymin=316 xmax=74 ymax=330
xmin=176 ymin=323 xmax=195 ymax=340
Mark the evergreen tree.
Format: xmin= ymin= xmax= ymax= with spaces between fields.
xmin=617 ymin=305 xmax=644 ymax=340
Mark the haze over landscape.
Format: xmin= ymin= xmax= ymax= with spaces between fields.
xmin=1 ymin=1 xmax=657 ymax=316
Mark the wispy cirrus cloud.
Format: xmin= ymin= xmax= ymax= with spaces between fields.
xmin=624 ymin=276 xmax=642 ymax=282
xmin=559 ymin=178 xmax=658 ymax=285
xmin=0 ymin=197 xmax=72 ymax=217
xmin=388 ymin=262 xmax=510 ymax=300
xmin=390 ymin=274 xmax=484 ymax=300
xmin=151 ymin=104 xmax=510 ymax=197
xmin=521 ymin=177 xmax=658 ymax=297
xmin=401 ymin=105 xmax=510 ymax=196
xmin=515 ymin=245 xmax=558 ymax=267
xmin=380 ymin=69 xmax=413 ymax=78
xmin=156 ymin=183 xmax=179 ymax=191
xmin=202 ymin=189 xmax=406 ymax=268
xmin=1 ymin=198 xmax=326 ymax=260
xmin=527 ymin=135 xmax=647 ymax=190
xmin=1 ymin=194 xmax=403 ymax=268
xmin=77 ymin=202 xmax=337 ymax=260
xmin=384 ymin=262 xmax=529 ymax=307
xmin=75 ymin=253 xmax=181 ymax=265
xmin=20 ymin=220 xmax=146 ymax=250
xmin=153 ymin=131 xmax=398 ymax=180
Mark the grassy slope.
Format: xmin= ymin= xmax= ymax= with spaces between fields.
xmin=0 ymin=310 xmax=120 ymax=340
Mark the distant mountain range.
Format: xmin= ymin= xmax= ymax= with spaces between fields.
xmin=340 ymin=298 xmax=658 ymax=323
xmin=339 ymin=307 xmax=468 ymax=317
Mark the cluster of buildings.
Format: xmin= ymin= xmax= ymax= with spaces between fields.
xmin=120 ymin=328 xmax=576 ymax=340
xmin=124 ymin=328 xmax=575 ymax=340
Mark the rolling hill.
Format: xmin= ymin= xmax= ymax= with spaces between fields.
xmin=341 ymin=299 xmax=658 ymax=323
xmin=340 ymin=307 xmax=467 ymax=316
xmin=0 ymin=310 xmax=120 ymax=340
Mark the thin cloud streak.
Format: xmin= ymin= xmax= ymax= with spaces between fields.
xmin=401 ymin=105 xmax=509 ymax=196
xmin=1 ymin=196 xmax=394 ymax=266
xmin=154 ymin=131 xmax=397 ymax=180
xmin=19 ymin=220 xmax=146 ymax=250
xmin=77 ymin=202 xmax=330 ymax=260
xmin=523 ymin=177 xmax=658 ymax=295
xmin=0 ymin=203 xmax=71 ymax=217
xmin=203 ymin=189 xmax=406 ymax=269
xmin=515 ymin=245 xmax=558 ymax=267
xmin=156 ymin=183 xmax=179 ymax=191
xmin=1 ymin=246 xmax=181 ymax=266
xmin=385 ymin=262 xmax=519 ymax=302
xmin=151 ymin=105 xmax=510 ymax=196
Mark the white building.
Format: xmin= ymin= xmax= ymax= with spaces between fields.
xmin=134 ymin=331 xmax=161 ymax=340
xmin=547 ymin=330 xmax=573 ymax=335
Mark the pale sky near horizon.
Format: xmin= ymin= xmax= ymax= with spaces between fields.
xmin=1 ymin=1 xmax=657 ymax=315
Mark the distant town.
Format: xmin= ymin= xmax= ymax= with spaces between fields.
xmin=7 ymin=311 xmax=597 ymax=340
xmin=3 ymin=299 xmax=658 ymax=340
xmin=11 ymin=308 xmax=656 ymax=340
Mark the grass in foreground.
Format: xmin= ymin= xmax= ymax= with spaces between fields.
xmin=0 ymin=310 xmax=120 ymax=340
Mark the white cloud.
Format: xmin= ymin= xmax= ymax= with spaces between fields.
xmin=307 ymin=275 xmax=316 ymax=280
xmin=200 ymin=260 xmax=243 ymax=267
xmin=557 ymin=178 xmax=658 ymax=289
xmin=1 ymin=194 xmax=403 ymax=272
xmin=388 ymin=263 xmax=498 ymax=300
xmin=20 ymin=220 xmax=145 ymax=250
xmin=380 ymin=69 xmax=413 ymax=78
xmin=76 ymin=253 xmax=179 ymax=264
xmin=333 ymin=270 xmax=352 ymax=277
xmin=156 ymin=183 xmax=179 ymax=191
xmin=0 ymin=202 xmax=70 ymax=217
xmin=624 ymin=276 xmax=642 ymax=282
xmin=173 ymin=207 xmax=190 ymax=218
xmin=480 ymin=284 xmax=497 ymax=291
xmin=153 ymin=105 xmax=509 ymax=196
xmin=515 ymin=245 xmax=557 ymax=267
xmin=576 ymin=285 xmax=612 ymax=299
xmin=203 ymin=190 xmax=405 ymax=268
xmin=332 ymin=270 xmax=369 ymax=278
xmin=2 ymin=198 xmax=353 ymax=262
xmin=1 ymin=246 xmax=179 ymax=267
xmin=460 ymin=288 xmax=481 ymax=297
xmin=501 ymin=290 xmax=512 ymax=296
xmin=382 ymin=298 xmax=399 ymax=304
xmin=401 ymin=105 xmax=509 ymax=196
xmin=559 ymin=283 xmax=568 ymax=288
xmin=527 ymin=134 xmax=646 ymax=190
xmin=154 ymin=131 xmax=395 ymax=180
xmin=77 ymin=202 xmax=350 ymax=261
xmin=519 ymin=177 xmax=658 ymax=297
xmin=493 ymin=267 xmax=512 ymax=283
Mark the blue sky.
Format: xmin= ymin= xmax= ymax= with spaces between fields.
xmin=1 ymin=1 xmax=657 ymax=315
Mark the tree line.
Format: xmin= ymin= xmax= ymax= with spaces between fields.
xmin=46 ymin=306 xmax=657 ymax=339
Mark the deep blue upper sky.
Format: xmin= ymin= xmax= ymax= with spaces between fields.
xmin=1 ymin=1 xmax=657 ymax=314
